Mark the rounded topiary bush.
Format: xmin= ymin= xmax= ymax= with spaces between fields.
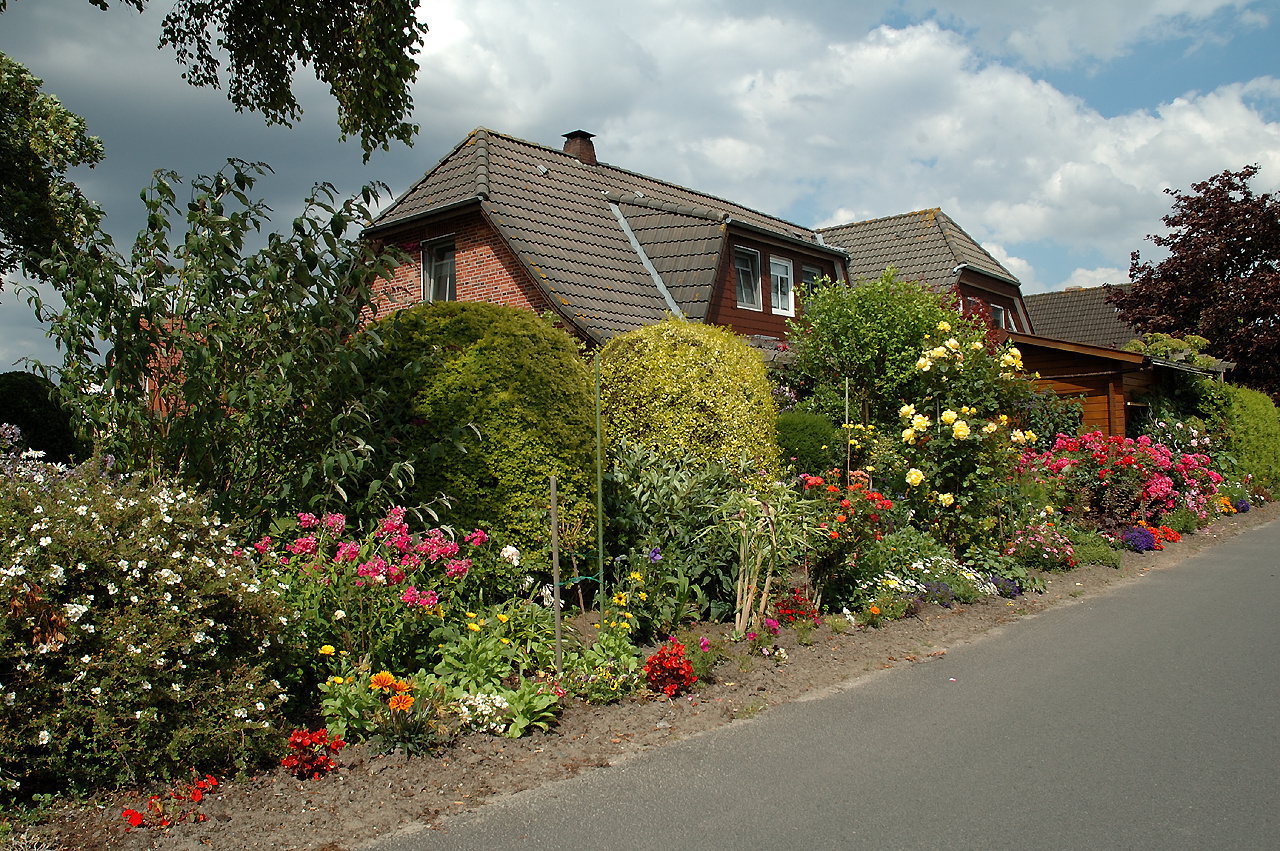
xmin=370 ymin=302 xmax=595 ymax=555
xmin=0 ymin=428 xmax=290 ymax=797
xmin=0 ymin=371 xmax=91 ymax=464
xmin=776 ymin=410 xmax=839 ymax=475
xmin=600 ymin=318 xmax=780 ymax=468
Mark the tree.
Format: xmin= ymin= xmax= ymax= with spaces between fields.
xmin=23 ymin=160 xmax=413 ymax=527
xmin=0 ymin=52 xmax=103 ymax=284
xmin=1108 ymin=166 xmax=1280 ymax=398
xmin=1 ymin=0 xmax=428 ymax=159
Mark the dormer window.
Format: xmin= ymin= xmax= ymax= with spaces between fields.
xmin=734 ymin=248 xmax=762 ymax=310
xmin=423 ymin=242 xmax=456 ymax=302
xmin=770 ymin=257 xmax=794 ymax=316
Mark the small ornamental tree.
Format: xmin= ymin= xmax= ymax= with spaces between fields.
xmin=0 ymin=371 xmax=91 ymax=464
xmin=787 ymin=269 xmax=962 ymax=426
xmin=368 ymin=302 xmax=596 ymax=555
xmin=600 ymin=317 xmax=780 ymax=469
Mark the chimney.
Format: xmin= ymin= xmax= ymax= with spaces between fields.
xmin=562 ymin=130 xmax=597 ymax=165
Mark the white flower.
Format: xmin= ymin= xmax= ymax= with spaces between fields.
xmin=333 ymin=609 xmax=346 ymax=620
xmin=500 ymin=545 xmax=521 ymax=566
xmin=38 ymin=537 xmax=52 ymax=548
xmin=38 ymin=731 xmax=51 ymax=745
xmin=234 ymin=708 xmax=247 ymax=718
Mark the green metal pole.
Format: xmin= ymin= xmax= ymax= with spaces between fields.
xmin=595 ymin=351 xmax=605 ymax=617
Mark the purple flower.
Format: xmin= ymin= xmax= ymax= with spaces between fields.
xmin=648 ymin=547 xmax=662 ymax=564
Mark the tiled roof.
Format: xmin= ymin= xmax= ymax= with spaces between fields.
xmin=369 ymin=128 xmax=843 ymax=342
xmin=1023 ymin=286 xmax=1138 ymax=350
xmin=817 ymin=208 xmax=1018 ymax=289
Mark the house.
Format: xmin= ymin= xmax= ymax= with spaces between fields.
xmin=1023 ymin=285 xmax=1138 ymax=349
xmin=363 ymin=128 xmax=850 ymax=349
xmin=816 ymin=210 xmax=1162 ymax=437
xmin=817 ymin=208 xmax=1033 ymax=333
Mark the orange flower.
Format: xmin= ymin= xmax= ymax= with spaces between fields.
xmin=388 ymin=694 xmax=414 ymax=712
xmin=869 ymin=605 xmax=881 ymax=616
xmin=829 ymin=530 xmax=839 ymax=539
xmin=370 ymin=671 xmax=397 ymax=693
xmin=394 ymin=679 xmax=412 ymax=694
xmin=836 ymin=514 xmax=847 ymax=523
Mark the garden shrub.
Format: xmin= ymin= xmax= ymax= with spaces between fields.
xmin=0 ymin=427 xmax=290 ymax=797
xmin=599 ymin=317 xmax=781 ymax=470
xmin=786 ymin=269 xmax=961 ymax=426
xmin=0 ymin=372 xmax=90 ymax=464
xmin=1064 ymin=526 xmax=1122 ymax=569
xmin=1009 ymin=385 xmax=1083 ymax=452
xmin=776 ymin=409 xmax=840 ymax=475
xmin=369 ymin=302 xmax=596 ymax=556
xmin=1215 ymin=384 xmax=1280 ymax=487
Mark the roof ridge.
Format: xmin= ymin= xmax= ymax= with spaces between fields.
xmin=819 ymin=208 xmax=942 ymax=231
xmin=605 ymin=190 xmax=726 ymax=223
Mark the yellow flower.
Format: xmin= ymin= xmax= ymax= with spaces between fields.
xmin=911 ymin=413 xmax=931 ymax=431
xmin=937 ymin=320 xmax=951 ymax=332
xmin=319 ymin=644 xmax=335 ymax=656
xmin=623 ymin=611 xmax=633 ymax=619
xmin=370 ymin=671 xmax=397 ymax=693
xmin=902 ymin=427 xmax=916 ymax=443
xmin=613 ymin=591 xmax=628 ymax=607
xmin=999 ymin=414 xmax=1010 ymax=426
xmin=329 ymin=676 xmax=345 ymax=685
xmin=465 ymin=612 xmax=477 ymax=619
xmin=500 ymin=637 xmax=511 ymax=644
xmin=496 ymin=613 xmax=510 ymax=623
xmin=467 ymin=622 xmax=481 ymax=632
xmin=952 ymin=421 xmax=971 ymax=440
xmin=983 ymin=422 xmax=998 ymax=434
xmin=899 ymin=403 xmax=916 ymax=418
xmin=941 ymin=409 xmax=957 ymax=425
xmin=637 ymin=591 xmax=647 ymax=601
xmin=945 ymin=337 xmax=961 ymax=351
xmin=1045 ymin=505 xmax=1055 ymax=515
xmin=905 ymin=468 xmax=925 ymax=487
xmin=628 ymin=572 xmax=644 ymax=584
xmin=1025 ymin=430 xmax=1037 ymax=444
xmin=917 ymin=357 xmax=933 ymax=371
xmin=938 ymin=493 xmax=955 ymax=507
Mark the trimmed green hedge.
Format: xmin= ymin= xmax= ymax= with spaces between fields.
xmin=599 ymin=318 xmax=779 ymax=469
xmin=776 ymin=410 xmax=840 ymax=475
xmin=370 ymin=303 xmax=596 ymax=553
xmin=1218 ymin=383 xmax=1280 ymax=487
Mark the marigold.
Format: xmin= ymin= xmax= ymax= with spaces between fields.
xmin=870 ymin=605 xmax=881 ymax=616
xmin=370 ymin=671 xmax=397 ymax=693
xmin=388 ymin=694 xmax=414 ymax=712
xmin=318 ymin=644 xmax=335 ymax=656
xmin=496 ymin=613 xmax=510 ymax=623
xmin=467 ymin=622 xmax=481 ymax=632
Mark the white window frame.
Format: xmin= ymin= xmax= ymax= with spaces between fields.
xmin=733 ymin=247 xmax=762 ymax=311
xmin=801 ymin=264 xmax=823 ymax=296
xmin=990 ymin=303 xmax=1008 ymax=330
xmin=770 ymin=257 xmax=795 ymax=316
xmin=421 ymin=241 xmax=456 ymax=303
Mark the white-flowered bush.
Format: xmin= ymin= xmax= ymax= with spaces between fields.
xmin=0 ymin=427 xmax=290 ymax=797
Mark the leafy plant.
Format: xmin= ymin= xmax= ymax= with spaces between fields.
xmin=281 ymin=729 xmax=345 ymax=780
xmin=643 ymin=639 xmax=696 ymax=698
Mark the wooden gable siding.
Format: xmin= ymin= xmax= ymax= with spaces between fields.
xmin=1018 ymin=344 xmax=1144 ymax=437
xmin=705 ymin=233 xmax=841 ymax=340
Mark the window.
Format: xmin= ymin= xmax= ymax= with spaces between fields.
xmin=734 ymin=248 xmax=762 ymax=310
xmin=990 ymin=304 xmax=1008 ymax=330
xmin=422 ymin=242 xmax=456 ymax=302
xmin=770 ymin=257 xmax=794 ymax=316
xmin=801 ymin=264 xmax=823 ymax=296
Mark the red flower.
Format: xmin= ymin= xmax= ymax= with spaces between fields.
xmin=123 ymin=809 xmax=144 ymax=828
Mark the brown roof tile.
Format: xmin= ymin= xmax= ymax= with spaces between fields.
xmin=1023 ymin=286 xmax=1138 ymax=349
xmin=368 ymin=128 xmax=844 ymax=341
xmin=817 ymin=208 xmax=1018 ymax=290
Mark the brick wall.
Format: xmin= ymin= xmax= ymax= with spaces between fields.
xmin=369 ymin=210 xmax=554 ymax=322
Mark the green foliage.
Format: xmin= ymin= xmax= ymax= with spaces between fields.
xmin=369 ymin=302 xmax=595 ymax=556
xmin=776 ymin=409 xmax=840 ymax=475
xmin=600 ymin=317 xmax=781 ymax=470
xmin=1064 ymin=526 xmax=1122 ymax=569
xmin=1214 ymin=383 xmax=1280 ymax=487
xmin=26 ymin=161 xmax=416 ymax=531
xmin=787 ymin=269 xmax=960 ymax=425
xmin=0 ymin=374 xmax=90 ymax=464
xmin=0 ymin=441 xmax=290 ymax=797
xmin=0 ymin=51 xmax=103 ymax=282
xmin=604 ymin=440 xmax=752 ymax=622
xmin=1010 ymin=386 xmax=1083 ymax=451
xmin=563 ymin=628 xmax=642 ymax=705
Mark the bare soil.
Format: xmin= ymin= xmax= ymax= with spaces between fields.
xmin=21 ymin=502 xmax=1279 ymax=851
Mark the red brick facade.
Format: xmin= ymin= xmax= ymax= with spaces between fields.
xmin=370 ymin=209 xmax=554 ymax=322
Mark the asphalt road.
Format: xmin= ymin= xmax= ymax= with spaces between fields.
xmin=370 ymin=517 xmax=1280 ymax=850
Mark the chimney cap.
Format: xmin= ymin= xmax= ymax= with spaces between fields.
xmin=562 ymin=129 xmax=598 ymax=165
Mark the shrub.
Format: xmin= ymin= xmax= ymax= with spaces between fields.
xmin=0 ymin=372 xmax=90 ymax=464
xmin=369 ymin=302 xmax=596 ymax=555
xmin=643 ymin=639 xmax=696 ymax=697
xmin=776 ymin=410 xmax=839 ymax=475
xmin=0 ymin=432 xmax=290 ymax=797
xmin=1005 ymin=522 xmax=1077 ymax=571
xmin=1064 ymin=526 xmax=1122 ymax=569
xmin=1215 ymin=384 xmax=1280 ymax=487
xmin=600 ymin=317 xmax=780 ymax=470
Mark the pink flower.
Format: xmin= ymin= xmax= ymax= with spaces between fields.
xmin=253 ymin=536 xmax=272 ymax=555
xmin=401 ymin=586 xmax=439 ymax=607
xmin=297 ymin=512 xmax=319 ymax=529
xmin=445 ymin=558 xmax=471 ymax=578
xmin=334 ymin=541 xmax=360 ymax=563
xmin=465 ymin=528 xmax=489 ymax=546
xmin=699 ymin=636 xmax=710 ymax=653
xmin=764 ymin=618 xmax=780 ymax=636
xmin=323 ymin=513 xmax=346 ymax=536
xmin=288 ymin=535 xmax=318 ymax=556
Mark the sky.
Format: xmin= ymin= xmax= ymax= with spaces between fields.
xmin=2 ymin=0 xmax=1279 ymax=371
